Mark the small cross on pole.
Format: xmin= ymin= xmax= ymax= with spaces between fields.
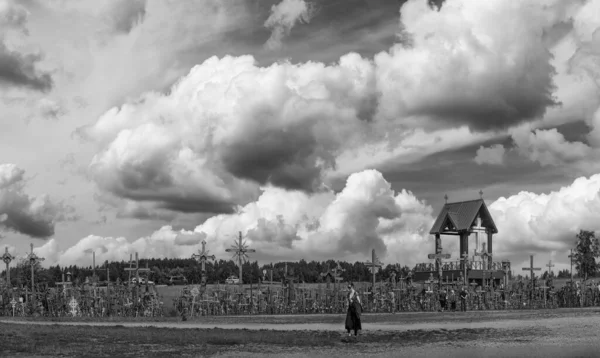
xmin=364 ymin=249 xmax=383 ymax=289
xmin=2 ymin=247 xmax=15 ymax=290
xmin=192 ymin=240 xmax=216 ymax=287
xmin=444 ymin=194 xmax=448 ymax=204
xmin=479 ymin=190 xmax=483 ymax=199
xmin=225 ymin=231 xmax=256 ymax=289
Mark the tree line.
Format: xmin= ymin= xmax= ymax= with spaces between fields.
xmin=2 ymin=229 xmax=597 ymax=288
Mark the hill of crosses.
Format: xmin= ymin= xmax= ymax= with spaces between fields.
xmin=0 ymin=197 xmax=594 ymax=317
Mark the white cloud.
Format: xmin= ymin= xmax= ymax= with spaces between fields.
xmin=39 ymin=170 xmax=434 ymax=267
xmin=490 ymin=173 xmax=600 ymax=260
xmin=264 ymin=0 xmax=315 ymax=50
xmin=510 ymin=125 xmax=591 ymax=166
xmin=474 ymin=144 xmax=505 ymax=166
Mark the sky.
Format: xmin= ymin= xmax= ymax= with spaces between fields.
xmin=0 ymin=0 xmax=600 ymax=277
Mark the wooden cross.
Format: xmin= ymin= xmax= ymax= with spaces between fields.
xmin=425 ymin=273 xmax=438 ymax=292
xmin=428 ymin=252 xmax=451 ymax=289
xmin=522 ymin=255 xmax=541 ymax=290
xmin=568 ymin=249 xmax=575 ymax=282
xmin=27 ymin=243 xmax=44 ymax=296
xmin=364 ymin=249 xmax=383 ymax=289
xmin=225 ymin=231 xmax=255 ymax=288
xmin=192 ymin=240 xmax=216 ymax=273
xmin=331 ymin=262 xmax=345 ymax=291
xmin=480 ymin=243 xmax=492 ymax=287
xmin=546 ymin=260 xmax=555 ymax=277
xmin=124 ymin=252 xmax=150 ymax=286
xmin=55 ymin=272 xmax=72 ymax=297
xmin=10 ymin=298 xmax=16 ymax=317
xmin=461 ymin=252 xmax=469 ymax=285
xmin=2 ymin=246 xmax=15 ymax=289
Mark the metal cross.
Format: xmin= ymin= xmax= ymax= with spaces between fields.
xmin=2 ymin=247 xmax=15 ymax=289
xmin=479 ymin=190 xmax=484 ymax=199
xmin=225 ymin=231 xmax=255 ymax=288
xmin=27 ymin=243 xmax=45 ymax=295
xmin=192 ymin=240 xmax=216 ymax=273
xmin=444 ymin=194 xmax=448 ymax=204
xmin=365 ymin=249 xmax=383 ymax=289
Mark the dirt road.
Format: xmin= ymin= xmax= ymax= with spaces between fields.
xmin=1 ymin=308 xmax=599 ymax=357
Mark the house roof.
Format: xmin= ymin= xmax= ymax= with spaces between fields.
xmin=429 ymin=199 xmax=498 ymax=235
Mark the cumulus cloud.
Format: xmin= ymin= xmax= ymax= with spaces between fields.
xmin=510 ymin=125 xmax=591 ymax=167
xmin=84 ymin=0 xmax=595 ymax=214
xmin=264 ymin=0 xmax=316 ymax=50
xmin=0 ymin=0 xmax=52 ymax=92
xmin=474 ymin=144 xmax=505 ymax=166
xmin=490 ymin=173 xmax=600 ymax=261
xmin=0 ymin=164 xmax=77 ymax=238
xmin=40 ymin=170 xmax=434 ymax=266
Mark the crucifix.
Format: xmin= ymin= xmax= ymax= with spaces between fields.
xmin=69 ymin=297 xmax=78 ymax=316
xmin=568 ymin=249 xmax=575 ymax=283
xmin=27 ymin=243 xmax=45 ymax=301
xmin=471 ymin=216 xmax=486 ymax=261
xmin=365 ymin=249 xmax=383 ymax=290
xmin=192 ymin=240 xmax=215 ymax=287
xmin=425 ymin=272 xmax=437 ymax=293
xmin=522 ymin=255 xmax=541 ymax=300
xmin=2 ymin=246 xmax=15 ymax=290
xmin=428 ymin=251 xmax=451 ymax=290
xmin=461 ymin=252 xmax=469 ymax=285
xmin=225 ymin=231 xmax=255 ymax=289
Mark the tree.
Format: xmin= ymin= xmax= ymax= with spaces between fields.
xmin=573 ymin=230 xmax=600 ymax=281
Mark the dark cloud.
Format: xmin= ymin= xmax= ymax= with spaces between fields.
xmin=221 ymin=124 xmax=333 ymax=192
xmin=0 ymin=42 xmax=53 ymax=92
xmin=105 ymin=0 xmax=147 ymax=34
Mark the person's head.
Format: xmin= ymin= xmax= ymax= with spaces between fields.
xmin=348 ymin=282 xmax=355 ymax=290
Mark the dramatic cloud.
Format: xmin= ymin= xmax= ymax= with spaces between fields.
xmin=0 ymin=164 xmax=77 ymax=238
xmin=490 ymin=173 xmax=600 ymax=260
xmin=510 ymin=125 xmax=591 ymax=167
xmin=84 ymin=0 xmax=594 ymax=215
xmin=264 ymin=0 xmax=316 ymax=50
xmin=0 ymin=0 xmax=52 ymax=92
xmin=38 ymin=170 xmax=434 ymax=266
xmin=474 ymin=144 xmax=505 ymax=166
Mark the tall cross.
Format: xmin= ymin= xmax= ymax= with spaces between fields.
xmin=522 ymin=255 xmax=541 ymax=289
xmin=331 ymin=262 xmax=345 ymax=291
xmin=444 ymin=194 xmax=448 ymax=204
xmin=471 ymin=216 xmax=486 ymax=259
xmin=27 ymin=243 xmax=45 ymax=295
xmin=55 ymin=272 xmax=71 ymax=297
xmin=546 ymin=260 xmax=555 ymax=277
xmin=225 ymin=231 xmax=255 ymax=288
xmin=124 ymin=252 xmax=150 ymax=286
xmin=364 ymin=249 xmax=383 ymax=289
xmin=2 ymin=247 xmax=15 ymax=289
xmin=192 ymin=240 xmax=216 ymax=273
xmin=428 ymin=251 xmax=451 ymax=290
xmin=568 ymin=249 xmax=575 ymax=282
xmin=480 ymin=243 xmax=492 ymax=287
xmin=461 ymin=252 xmax=469 ymax=285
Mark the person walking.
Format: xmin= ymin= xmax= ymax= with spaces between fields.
xmin=345 ymin=283 xmax=362 ymax=337
xmin=459 ymin=286 xmax=468 ymax=312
